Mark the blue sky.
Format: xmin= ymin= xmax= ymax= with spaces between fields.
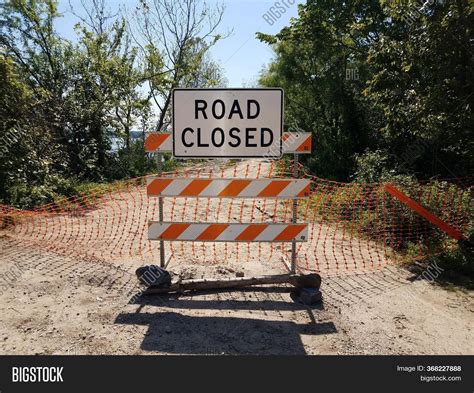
xmin=56 ymin=0 xmax=304 ymax=87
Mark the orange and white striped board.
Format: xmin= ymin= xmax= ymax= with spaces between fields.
xmin=148 ymin=222 xmax=308 ymax=242
xmin=144 ymin=132 xmax=312 ymax=154
xmin=144 ymin=132 xmax=172 ymax=152
xmin=282 ymin=132 xmax=312 ymax=154
xmin=147 ymin=178 xmax=311 ymax=198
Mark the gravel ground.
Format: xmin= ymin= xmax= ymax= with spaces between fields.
xmin=0 ymin=235 xmax=472 ymax=355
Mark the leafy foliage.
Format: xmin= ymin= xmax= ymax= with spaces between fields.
xmin=0 ymin=0 xmax=225 ymax=207
xmin=258 ymin=0 xmax=473 ymax=181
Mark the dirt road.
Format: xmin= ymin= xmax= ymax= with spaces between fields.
xmin=0 ymin=236 xmax=472 ymax=355
xmin=0 ymin=160 xmax=472 ymax=355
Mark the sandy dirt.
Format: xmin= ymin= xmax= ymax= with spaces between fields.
xmin=0 ymin=160 xmax=472 ymax=355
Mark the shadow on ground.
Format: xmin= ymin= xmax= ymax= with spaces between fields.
xmin=115 ymin=308 xmax=336 ymax=354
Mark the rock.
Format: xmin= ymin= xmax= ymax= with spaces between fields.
xmin=298 ymin=288 xmax=322 ymax=305
xmin=217 ymin=267 xmax=229 ymax=275
xmin=136 ymin=265 xmax=171 ymax=287
xmin=289 ymin=273 xmax=321 ymax=289
xmin=235 ymin=271 xmax=244 ymax=278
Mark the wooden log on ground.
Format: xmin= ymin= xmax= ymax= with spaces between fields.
xmin=143 ymin=273 xmax=321 ymax=294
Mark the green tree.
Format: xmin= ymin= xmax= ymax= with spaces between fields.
xmin=360 ymin=0 xmax=473 ymax=180
xmin=134 ymin=0 xmax=227 ymax=132
xmin=258 ymin=0 xmax=386 ymax=180
xmin=1 ymin=0 xmax=227 ymax=207
xmin=0 ymin=0 xmax=73 ymax=205
xmin=67 ymin=3 xmax=149 ymax=180
xmin=0 ymin=0 xmax=152 ymax=204
xmin=258 ymin=0 xmax=473 ymax=181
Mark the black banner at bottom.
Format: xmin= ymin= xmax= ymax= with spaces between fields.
xmin=0 ymin=355 xmax=472 ymax=393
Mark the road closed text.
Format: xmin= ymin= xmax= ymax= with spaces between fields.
xmin=12 ymin=366 xmax=64 ymax=383
xmin=173 ymin=89 xmax=283 ymax=158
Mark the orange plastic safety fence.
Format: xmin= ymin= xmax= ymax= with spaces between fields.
xmin=0 ymin=160 xmax=472 ymax=276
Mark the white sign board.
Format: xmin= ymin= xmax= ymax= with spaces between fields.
xmin=172 ymin=88 xmax=283 ymax=158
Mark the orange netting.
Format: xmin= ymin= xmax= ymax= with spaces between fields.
xmin=1 ymin=160 xmax=472 ymax=276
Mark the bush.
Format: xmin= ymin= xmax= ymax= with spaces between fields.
xmin=1 ymin=138 xmax=185 ymax=210
xmin=308 ymin=176 xmax=473 ymax=257
xmin=5 ymin=175 xmax=82 ymax=209
xmin=353 ymin=150 xmax=397 ymax=183
xmin=409 ymin=229 xmax=474 ymax=289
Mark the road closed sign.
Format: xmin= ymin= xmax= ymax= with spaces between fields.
xmin=172 ymin=88 xmax=283 ymax=158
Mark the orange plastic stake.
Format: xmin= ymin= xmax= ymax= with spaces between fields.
xmin=384 ymin=184 xmax=465 ymax=241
